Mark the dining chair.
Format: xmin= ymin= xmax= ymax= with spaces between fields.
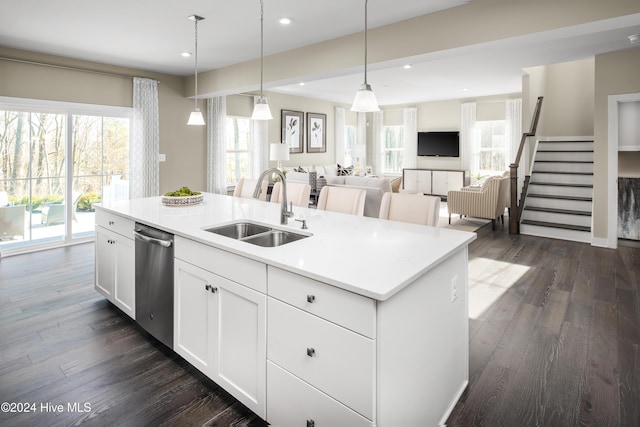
xmin=233 ymin=177 xmax=268 ymax=200
xmin=271 ymin=181 xmax=311 ymax=207
xmin=316 ymin=186 xmax=366 ymax=216
xmin=378 ymin=192 xmax=441 ymax=226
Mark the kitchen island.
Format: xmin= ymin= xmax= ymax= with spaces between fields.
xmin=95 ymin=192 xmax=476 ymax=426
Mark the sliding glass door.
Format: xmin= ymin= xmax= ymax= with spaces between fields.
xmin=0 ymin=100 xmax=130 ymax=254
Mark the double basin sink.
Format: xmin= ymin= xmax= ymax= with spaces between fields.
xmin=204 ymin=221 xmax=309 ymax=247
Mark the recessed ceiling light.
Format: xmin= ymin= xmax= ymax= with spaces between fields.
xmin=299 ymin=82 xmax=305 ymax=86
xmin=181 ymin=52 xmax=192 ymax=58
xmin=462 ymin=88 xmax=469 ymax=92
xmin=279 ymin=17 xmax=292 ymax=25
xmin=629 ymin=34 xmax=640 ymax=44
xmin=403 ymin=64 xmax=412 ymax=69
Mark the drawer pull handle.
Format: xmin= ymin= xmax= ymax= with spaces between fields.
xmin=306 ymin=295 xmax=315 ymax=303
xmin=211 ymin=286 xmax=218 ymax=293
xmin=307 ymin=420 xmax=315 ymax=427
xmin=205 ymin=284 xmax=211 ymax=291
xmin=109 ymin=220 xmax=115 ymax=225
xmin=306 ymin=347 xmax=315 ymax=357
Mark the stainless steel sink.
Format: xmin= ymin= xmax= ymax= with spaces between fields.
xmin=243 ymin=230 xmax=308 ymax=247
xmin=203 ymin=221 xmax=309 ymax=247
xmin=204 ymin=222 xmax=271 ymax=239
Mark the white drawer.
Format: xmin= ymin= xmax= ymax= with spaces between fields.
xmin=95 ymin=209 xmax=134 ymax=238
xmin=267 ymin=361 xmax=373 ymax=427
xmin=267 ymin=298 xmax=375 ymax=419
xmin=268 ymin=267 xmax=376 ymax=338
xmin=175 ymin=236 xmax=267 ymax=294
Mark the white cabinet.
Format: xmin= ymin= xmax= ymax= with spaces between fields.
xmin=403 ymin=169 xmax=431 ymax=194
xmin=403 ymin=168 xmax=468 ymax=196
xmin=432 ymin=170 xmax=466 ymax=195
xmin=267 ymin=250 xmax=469 ymax=427
xmin=174 ymin=237 xmax=267 ymax=419
xmin=266 ymin=267 xmax=376 ymax=426
xmin=95 ymin=210 xmax=135 ymax=319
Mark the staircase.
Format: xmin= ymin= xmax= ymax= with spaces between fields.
xmin=520 ymin=139 xmax=593 ymax=243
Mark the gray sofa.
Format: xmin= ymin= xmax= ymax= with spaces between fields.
xmin=325 ymin=176 xmax=392 ymax=218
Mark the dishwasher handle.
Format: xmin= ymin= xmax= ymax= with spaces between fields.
xmin=133 ymin=230 xmax=173 ymax=248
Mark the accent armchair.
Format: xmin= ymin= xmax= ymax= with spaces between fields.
xmin=447 ymin=175 xmax=509 ymax=230
xmin=0 ymin=204 xmax=26 ymax=239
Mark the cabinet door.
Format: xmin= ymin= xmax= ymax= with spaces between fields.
xmin=404 ymin=170 xmax=432 ymax=194
xmin=431 ymin=170 xmax=448 ymax=195
xmin=114 ymin=236 xmax=135 ymax=319
xmin=212 ymin=276 xmax=266 ymax=418
xmin=174 ymin=259 xmax=214 ymax=374
xmin=447 ymin=171 xmax=464 ymax=192
xmin=95 ymin=227 xmax=115 ymax=298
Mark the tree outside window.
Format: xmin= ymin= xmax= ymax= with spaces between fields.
xmin=343 ymin=125 xmax=356 ymax=166
xmin=225 ymin=116 xmax=252 ymax=186
xmin=475 ymin=120 xmax=506 ymax=176
xmin=384 ymin=126 xmax=404 ymax=173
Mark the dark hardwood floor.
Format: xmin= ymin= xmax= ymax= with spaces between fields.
xmin=0 ymin=224 xmax=638 ymax=426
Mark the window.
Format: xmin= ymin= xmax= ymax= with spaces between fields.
xmin=225 ymin=116 xmax=253 ymax=186
xmin=383 ymin=126 xmax=404 ymax=173
xmin=0 ymin=98 xmax=130 ymax=253
xmin=343 ymin=125 xmax=357 ymax=166
xmin=475 ymin=121 xmax=506 ymax=175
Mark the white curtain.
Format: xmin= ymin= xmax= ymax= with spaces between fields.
xmin=403 ymin=107 xmax=417 ymax=169
xmin=334 ymin=107 xmax=346 ymax=165
xmin=357 ymin=112 xmax=367 ymax=166
xmin=131 ymin=77 xmax=160 ymax=198
xmin=252 ymin=95 xmax=269 ymax=177
xmin=207 ymin=97 xmax=227 ymax=194
xmin=505 ymin=98 xmax=522 ymax=168
xmin=371 ymin=111 xmax=384 ymax=176
xmin=460 ymin=102 xmax=476 ymax=172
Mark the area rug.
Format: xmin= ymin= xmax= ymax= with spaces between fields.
xmin=438 ymin=201 xmax=491 ymax=232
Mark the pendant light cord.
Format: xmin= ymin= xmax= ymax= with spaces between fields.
xmin=194 ymin=17 xmax=199 ymax=110
xmin=259 ymin=0 xmax=265 ymax=98
xmin=364 ymin=0 xmax=368 ymax=86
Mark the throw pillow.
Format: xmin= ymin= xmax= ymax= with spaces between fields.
xmin=337 ymin=164 xmax=353 ymax=176
xmin=294 ymin=166 xmax=307 ymax=173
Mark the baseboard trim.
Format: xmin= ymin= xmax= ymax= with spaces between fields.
xmin=591 ymin=237 xmax=611 ymax=248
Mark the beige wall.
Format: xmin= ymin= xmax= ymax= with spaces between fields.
xmin=524 ymin=58 xmax=595 ymax=138
xmin=619 ymin=152 xmax=640 ymax=178
xmin=190 ymin=0 xmax=640 ymax=98
xmin=0 ymin=46 xmax=205 ymax=195
xmin=594 ymin=47 xmax=640 ymax=240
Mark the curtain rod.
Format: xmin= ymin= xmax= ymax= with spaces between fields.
xmin=0 ymin=56 xmax=160 ymax=83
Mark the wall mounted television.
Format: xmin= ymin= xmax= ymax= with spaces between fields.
xmin=417 ymin=131 xmax=460 ymax=157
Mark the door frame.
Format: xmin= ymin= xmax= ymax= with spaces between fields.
xmin=607 ymin=92 xmax=640 ymax=249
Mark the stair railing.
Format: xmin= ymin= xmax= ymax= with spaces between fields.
xmin=509 ymin=96 xmax=543 ymax=234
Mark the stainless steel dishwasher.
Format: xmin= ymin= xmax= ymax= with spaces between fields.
xmin=134 ymin=222 xmax=174 ymax=349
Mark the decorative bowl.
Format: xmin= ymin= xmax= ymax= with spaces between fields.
xmin=161 ymin=193 xmax=203 ymax=207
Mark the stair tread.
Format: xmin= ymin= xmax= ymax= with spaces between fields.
xmin=535 ymin=160 xmax=593 ymax=163
xmin=521 ymin=219 xmax=591 ymax=232
xmin=538 ymin=140 xmax=594 ymax=143
xmin=537 ymin=150 xmax=594 ymax=153
xmin=529 ymin=182 xmax=593 ymax=188
xmin=528 ymin=193 xmax=593 ymax=202
xmin=525 ymin=206 xmax=592 ymax=216
xmin=532 ymin=171 xmax=593 ymax=175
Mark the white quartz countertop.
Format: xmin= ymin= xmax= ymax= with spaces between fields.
xmin=97 ymin=193 xmax=476 ymax=301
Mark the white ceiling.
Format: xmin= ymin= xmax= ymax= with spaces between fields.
xmin=1 ymin=1 xmax=639 ymax=105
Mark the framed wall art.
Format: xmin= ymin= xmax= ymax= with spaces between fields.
xmin=306 ymin=112 xmax=326 ymax=153
xmin=281 ymin=109 xmax=304 ymax=154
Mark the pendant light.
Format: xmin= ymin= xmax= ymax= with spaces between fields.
xmin=351 ymin=0 xmax=380 ymax=112
xmin=187 ymin=14 xmax=206 ymax=126
xmin=251 ymin=0 xmax=273 ymax=120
